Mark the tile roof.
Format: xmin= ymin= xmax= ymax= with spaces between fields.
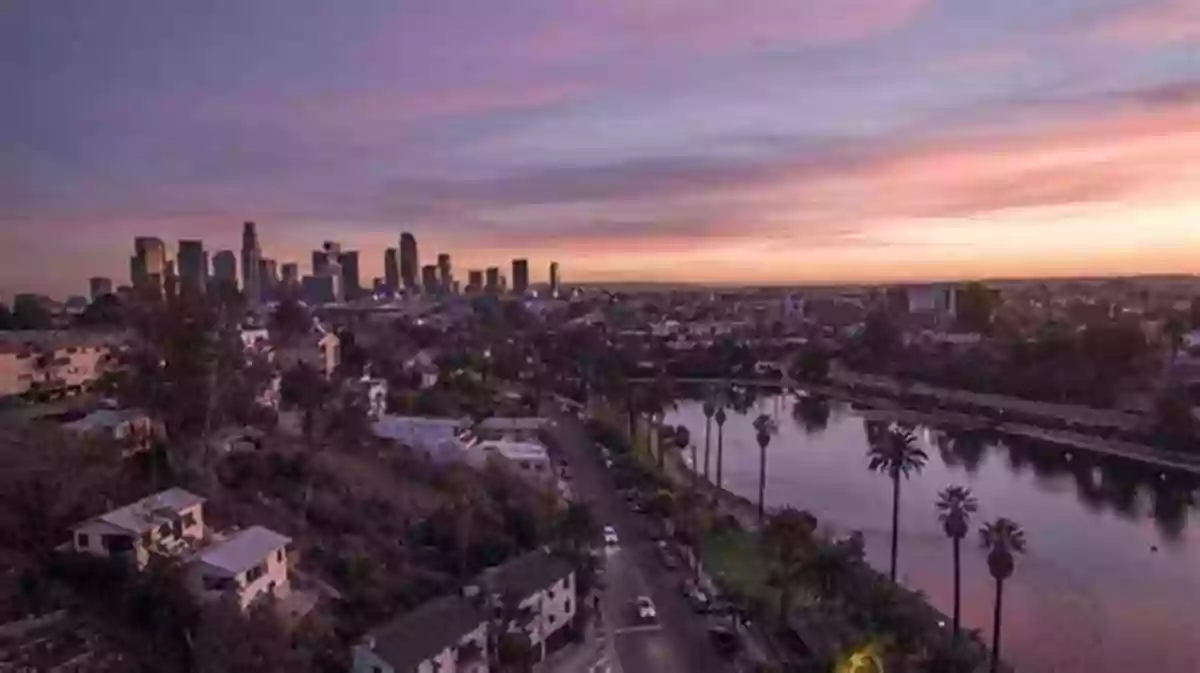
xmin=366 ymin=594 xmax=487 ymax=671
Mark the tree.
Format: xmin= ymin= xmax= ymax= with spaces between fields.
xmin=762 ymin=507 xmax=816 ymax=625
xmin=280 ymin=361 xmax=332 ymax=446
xmin=702 ymin=396 xmax=716 ymax=480
xmin=713 ymin=406 xmax=728 ymax=505
xmin=867 ymin=427 xmax=928 ymax=583
xmin=673 ymin=424 xmax=692 ymax=481
xmin=980 ymin=518 xmax=1026 ymax=673
xmin=792 ymin=395 xmax=831 ymax=435
xmin=1153 ymin=387 xmax=1199 ymax=452
xmin=935 ymin=485 xmax=978 ymax=636
xmin=956 ymin=282 xmax=996 ymax=334
xmin=77 ymin=293 xmax=125 ymax=327
xmin=11 ymin=295 xmax=52 ymax=330
xmin=487 ymin=587 xmax=537 ymax=672
xmin=269 ymin=298 xmax=313 ymax=341
xmin=754 ymin=414 xmax=777 ymax=524
xmin=0 ymin=302 xmax=13 ymax=330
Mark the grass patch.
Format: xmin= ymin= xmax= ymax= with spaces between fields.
xmin=702 ymin=526 xmax=773 ymax=605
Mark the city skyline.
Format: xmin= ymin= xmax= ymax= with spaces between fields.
xmin=2 ymin=0 xmax=1199 ymax=297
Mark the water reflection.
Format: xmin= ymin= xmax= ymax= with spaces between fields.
xmin=666 ymin=392 xmax=1200 ymax=673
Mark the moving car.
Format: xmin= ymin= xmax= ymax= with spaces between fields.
xmin=657 ymin=542 xmax=679 ymax=570
xmin=635 ymin=596 xmax=657 ymax=621
xmin=603 ymin=525 xmax=619 ymax=547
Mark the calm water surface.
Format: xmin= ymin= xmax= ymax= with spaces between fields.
xmin=666 ymin=394 xmax=1200 ymax=673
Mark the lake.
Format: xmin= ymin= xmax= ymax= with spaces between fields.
xmin=666 ymin=392 xmax=1200 ymax=673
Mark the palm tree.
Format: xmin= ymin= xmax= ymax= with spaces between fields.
xmin=981 ymin=518 xmax=1026 ymax=673
xmin=762 ymin=507 xmax=816 ymax=624
xmin=753 ymin=414 xmax=777 ymax=524
xmin=713 ymin=406 xmax=728 ymax=505
xmin=702 ymin=397 xmax=715 ymax=480
xmin=936 ymin=485 xmax=979 ymax=636
xmin=868 ymin=426 xmax=928 ymax=582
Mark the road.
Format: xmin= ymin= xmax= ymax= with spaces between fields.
xmin=546 ymin=407 xmax=740 ymax=673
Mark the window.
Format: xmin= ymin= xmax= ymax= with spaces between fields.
xmin=548 ymin=615 xmax=556 ymax=625
xmin=203 ymin=575 xmax=236 ymax=591
xmin=564 ymin=598 xmax=572 ymax=614
xmin=103 ymin=535 xmax=134 ymax=552
xmin=245 ymin=562 xmax=267 ymax=583
xmin=277 ymin=549 xmax=285 ymax=564
xmin=181 ymin=511 xmax=197 ymax=527
xmin=76 ymin=533 xmax=89 ymax=548
xmin=547 ymin=589 xmax=555 ymax=599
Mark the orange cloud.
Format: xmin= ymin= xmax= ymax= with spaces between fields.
xmin=1083 ymin=0 xmax=1200 ymax=46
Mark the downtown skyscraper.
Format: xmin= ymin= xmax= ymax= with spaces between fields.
xmin=437 ymin=253 xmax=452 ymax=294
xmin=384 ymin=248 xmax=399 ymax=293
xmin=177 ymin=239 xmax=207 ymax=294
xmin=241 ymin=221 xmax=262 ymax=305
xmin=512 ymin=258 xmax=529 ymax=296
xmin=130 ymin=237 xmax=166 ymax=295
xmin=400 ymin=232 xmax=419 ymax=291
xmin=549 ymin=261 xmax=560 ymax=298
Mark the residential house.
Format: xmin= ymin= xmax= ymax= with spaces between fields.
xmin=467 ymin=439 xmax=555 ymax=489
xmin=61 ymin=408 xmax=154 ymax=452
xmin=0 ymin=331 xmax=122 ymax=399
xmin=187 ymin=526 xmax=292 ymax=611
xmin=372 ymin=415 xmax=472 ymax=463
xmin=70 ymin=488 xmax=206 ymax=568
xmin=352 ymin=549 xmax=576 ymax=673
xmin=405 ymin=349 xmax=440 ymax=389
xmin=351 ymin=594 xmax=489 ymax=673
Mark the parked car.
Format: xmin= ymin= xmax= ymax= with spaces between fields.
xmin=635 ymin=596 xmax=657 ymax=621
xmin=708 ymin=625 xmax=740 ymax=656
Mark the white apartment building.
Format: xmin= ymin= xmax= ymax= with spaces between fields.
xmin=0 ymin=331 xmax=122 ymax=399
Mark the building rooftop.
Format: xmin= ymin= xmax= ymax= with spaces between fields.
xmin=483 ymin=548 xmax=574 ymax=599
xmin=91 ymin=488 xmax=205 ymax=535
xmin=194 ymin=526 xmax=291 ymax=576
xmin=364 ymin=593 xmax=488 ymax=672
xmin=477 ymin=417 xmax=547 ymax=431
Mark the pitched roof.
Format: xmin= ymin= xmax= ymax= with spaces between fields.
xmin=483 ymin=549 xmax=574 ymax=599
xmin=93 ymin=488 xmax=205 ymax=534
xmin=365 ymin=594 xmax=487 ymax=671
xmin=195 ymin=526 xmax=291 ymax=576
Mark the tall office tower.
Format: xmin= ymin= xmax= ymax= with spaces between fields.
xmin=280 ymin=263 xmax=300 ymax=297
xmin=89 ymin=277 xmax=113 ymax=300
xmin=467 ymin=270 xmax=483 ymax=293
xmin=311 ymin=250 xmax=328 ymax=277
xmin=436 ymin=253 xmax=452 ymax=293
xmin=259 ymin=258 xmax=280 ymax=302
xmin=131 ymin=237 xmax=166 ymax=292
xmin=280 ymin=263 xmax=299 ymax=286
xmin=384 ymin=248 xmax=400 ymax=292
xmin=326 ymin=259 xmax=344 ymax=303
xmin=212 ymin=250 xmax=238 ymax=290
xmin=338 ymin=251 xmax=361 ymax=299
xmin=512 ymin=258 xmax=529 ymax=296
xmin=400 ymin=232 xmax=419 ymax=290
xmin=485 ymin=267 xmax=500 ymax=294
xmin=421 ymin=264 xmax=438 ymax=291
xmin=177 ymin=239 xmax=207 ymax=294
xmin=549 ymin=261 xmax=560 ymax=298
xmin=241 ymin=221 xmax=262 ymax=305
xmin=163 ymin=260 xmax=178 ymax=298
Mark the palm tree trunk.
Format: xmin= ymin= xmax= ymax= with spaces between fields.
xmin=715 ymin=426 xmax=725 ymax=496
xmin=991 ymin=578 xmax=1004 ymax=673
xmin=952 ymin=537 xmax=962 ymax=635
xmin=758 ymin=443 xmax=766 ymax=524
xmin=890 ymin=472 xmax=900 ymax=583
xmin=691 ymin=441 xmax=698 ymax=487
xmin=703 ymin=418 xmax=712 ymax=480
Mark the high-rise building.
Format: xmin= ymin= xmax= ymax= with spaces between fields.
xmin=400 ymin=233 xmax=419 ymax=290
xmin=437 ymin=253 xmax=452 ymax=293
xmin=549 ymin=261 xmax=560 ymax=298
xmin=384 ymin=248 xmax=400 ymax=292
xmin=177 ymin=239 xmax=207 ymax=293
xmin=259 ymin=258 xmax=279 ymax=302
xmin=131 ymin=237 xmax=166 ymax=293
xmin=421 ymin=264 xmax=438 ymax=291
xmin=467 ymin=270 xmax=483 ymax=293
xmin=338 ymin=251 xmax=361 ymax=299
xmin=89 ymin=277 xmax=113 ymax=300
xmin=512 ymin=258 xmax=529 ymax=296
xmin=485 ymin=267 xmax=500 ymax=294
xmin=280 ymin=263 xmax=299 ymax=286
xmin=326 ymin=259 xmax=344 ymax=303
xmin=212 ymin=250 xmax=238 ymax=290
xmin=241 ymin=222 xmax=262 ymax=306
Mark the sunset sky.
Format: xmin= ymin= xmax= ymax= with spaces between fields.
xmin=2 ymin=0 xmax=1198 ymax=296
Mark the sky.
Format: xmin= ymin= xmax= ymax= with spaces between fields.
xmin=2 ymin=0 xmax=1198 ymax=297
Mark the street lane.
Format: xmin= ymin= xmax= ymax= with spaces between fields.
xmin=546 ymin=408 xmax=736 ymax=673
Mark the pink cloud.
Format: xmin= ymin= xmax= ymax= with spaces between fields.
xmin=1084 ymin=0 xmax=1200 ymax=45
xmin=520 ymin=0 xmax=932 ymax=63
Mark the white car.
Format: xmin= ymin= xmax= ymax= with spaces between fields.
xmin=635 ymin=596 xmax=657 ymax=621
xmin=604 ymin=525 xmax=619 ymax=547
